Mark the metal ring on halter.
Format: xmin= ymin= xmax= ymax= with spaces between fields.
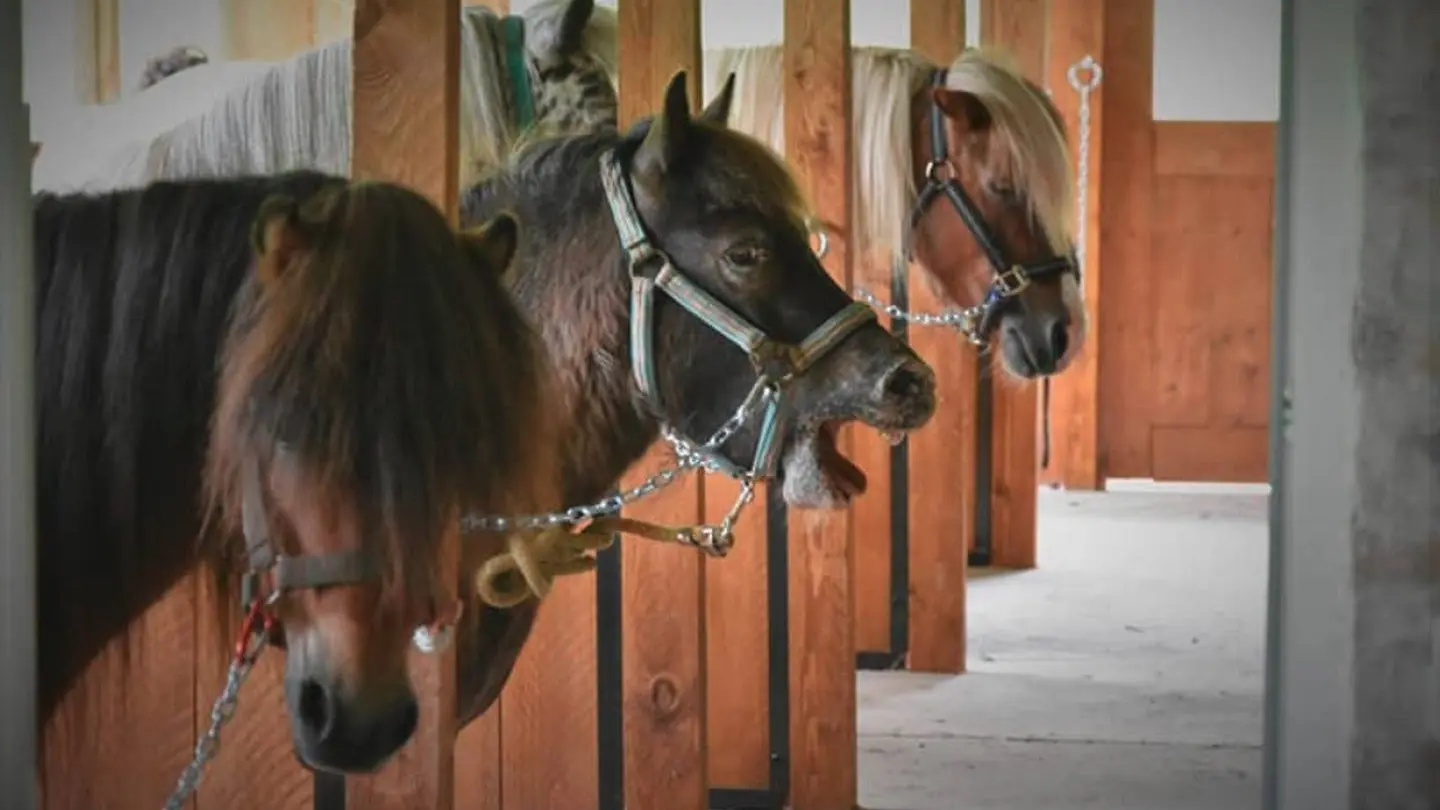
xmin=810 ymin=224 xmax=830 ymax=259
xmin=924 ymin=158 xmax=956 ymax=182
xmin=1067 ymin=55 xmax=1102 ymax=91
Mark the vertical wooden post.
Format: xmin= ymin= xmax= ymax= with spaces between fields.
xmin=345 ymin=2 xmax=462 ymax=808
xmin=980 ymin=0 xmax=1046 ymax=569
xmin=782 ymin=1 xmax=857 ymax=807
xmin=1094 ymin=0 xmax=1154 ymax=483
xmin=905 ymin=0 xmax=972 ymax=672
xmin=223 ymin=0 xmax=318 ymax=60
xmin=615 ymin=4 xmax=709 ymax=810
xmin=1043 ymin=0 xmax=1105 ymax=490
xmin=92 ymin=0 xmax=120 ymax=101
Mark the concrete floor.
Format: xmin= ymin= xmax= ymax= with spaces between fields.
xmin=857 ymin=486 xmax=1269 ymax=810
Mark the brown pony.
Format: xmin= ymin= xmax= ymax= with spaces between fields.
xmin=451 ymin=71 xmax=941 ymax=722
xmin=34 ymin=173 xmax=559 ymax=776
xmin=705 ymin=45 xmax=1087 ymax=379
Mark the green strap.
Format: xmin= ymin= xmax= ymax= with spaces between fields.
xmin=502 ymin=15 xmax=535 ymax=132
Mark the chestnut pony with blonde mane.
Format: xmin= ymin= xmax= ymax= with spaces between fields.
xmin=35 ymin=173 xmax=559 ymax=778
xmin=704 ymin=44 xmax=1086 ymax=380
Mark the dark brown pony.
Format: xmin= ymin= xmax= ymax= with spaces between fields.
xmin=34 ymin=174 xmax=560 ymax=775
xmin=450 ymin=71 xmax=941 ymax=722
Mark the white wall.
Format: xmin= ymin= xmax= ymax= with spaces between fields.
xmin=548 ymin=0 xmax=982 ymax=49
xmin=1152 ymin=0 xmax=1282 ymax=121
xmin=116 ymin=0 xmax=224 ymax=94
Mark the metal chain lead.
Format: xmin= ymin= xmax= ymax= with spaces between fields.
xmin=162 ymin=626 xmax=268 ymax=810
xmin=1066 ymin=55 xmax=1101 ymax=277
xmin=459 ymin=376 xmax=775 ymax=536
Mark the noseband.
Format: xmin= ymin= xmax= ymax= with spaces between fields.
xmin=238 ymin=454 xmax=458 ymax=654
xmin=904 ymin=68 xmax=1079 ymax=347
xmin=597 ymin=147 xmax=877 ymax=480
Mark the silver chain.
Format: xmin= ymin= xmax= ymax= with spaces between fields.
xmin=851 ymin=287 xmax=987 ymax=345
xmin=459 ymin=375 xmax=775 ymax=542
xmin=1066 ymin=55 xmax=1101 ymax=276
xmin=162 ymin=623 xmax=268 ymax=810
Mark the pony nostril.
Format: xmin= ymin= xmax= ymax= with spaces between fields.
xmin=298 ymin=678 xmax=337 ymax=743
xmin=392 ymin=699 xmax=420 ymax=745
xmin=883 ymin=364 xmax=928 ymax=401
xmin=1048 ymin=319 xmax=1069 ymax=362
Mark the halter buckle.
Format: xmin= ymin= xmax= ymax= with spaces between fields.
xmin=748 ymin=340 xmax=803 ymax=385
xmin=995 ymin=265 xmax=1032 ymax=297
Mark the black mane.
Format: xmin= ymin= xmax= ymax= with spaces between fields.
xmin=34 ymin=170 xmax=339 ymax=715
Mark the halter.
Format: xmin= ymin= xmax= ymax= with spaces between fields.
xmin=597 ymin=147 xmax=877 ymax=480
xmin=237 ymin=454 xmax=459 ymax=654
xmin=905 ymin=67 xmax=1079 ymax=348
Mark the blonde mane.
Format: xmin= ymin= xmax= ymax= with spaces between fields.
xmin=703 ymin=44 xmax=1075 ymax=273
xmin=31 ymin=0 xmax=618 ymax=195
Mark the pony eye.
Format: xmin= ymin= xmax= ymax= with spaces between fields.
xmin=988 ymin=183 xmax=1021 ymax=203
xmin=724 ymin=245 xmax=768 ymax=267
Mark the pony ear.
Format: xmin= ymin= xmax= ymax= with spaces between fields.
xmin=556 ymin=0 xmax=594 ymax=57
xmin=931 ymin=87 xmax=992 ymax=132
xmin=699 ymin=72 xmax=736 ymax=126
xmin=461 ymin=212 xmax=521 ymax=276
xmin=633 ymin=70 xmax=695 ymax=180
xmin=250 ymin=194 xmax=308 ymax=289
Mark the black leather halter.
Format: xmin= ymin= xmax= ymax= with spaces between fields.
xmin=908 ymin=68 xmax=1079 ymax=347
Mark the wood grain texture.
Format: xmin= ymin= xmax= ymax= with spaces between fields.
xmin=982 ymin=0 xmax=1048 ymax=77
xmin=704 ymin=477 xmax=771 ymax=789
xmin=1149 ymin=166 xmax=1273 ymax=483
xmin=783 ymin=1 xmax=857 ymax=807
xmin=906 ymin=0 xmax=972 ymax=671
xmin=92 ymin=0 xmax=120 ymax=101
xmin=1153 ymin=122 xmax=1277 ymax=179
xmin=223 ymin=0 xmax=317 ymax=60
xmin=1038 ymin=0 xmax=1104 ymax=495
xmin=452 ymin=703 xmax=500 ymax=810
xmin=192 ymin=572 xmax=313 ymax=810
xmin=616 ymin=3 xmax=709 ymax=809
xmin=1095 ymin=0 xmax=1155 ymax=480
xmin=346 ymin=1 xmax=462 ymax=807
xmin=40 ymin=577 xmax=197 ymax=810
xmin=498 ymin=577 xmax=599 ymax=810
xmin=979 ymin=0 xmax=1051 ymax=570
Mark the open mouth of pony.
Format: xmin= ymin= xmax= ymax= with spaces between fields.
xmin=779 ymin=419 xmax=886 ymax=509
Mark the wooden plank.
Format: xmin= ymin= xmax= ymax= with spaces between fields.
xmin=1148 ymin=168 xmax=1273 ymax=483
xmin=1153 ymin=122 xmax=1277 ymax=179
xmin=93 ymin=0 xmax=120 ymax=102
xmin=1151 ymin=426 xmax=1268 ymax=482
xmin=344 ymin=1 xmax=462 ymax=807
xmin=979 ymin=0 xmax=1050 ymax=569
xmin=904 ymin=0 xmax=973 ymax=672
xmin=1036 ymin=0 xmax=1104 ymax=496
xmin=982 ymin=0 xmax=1048 ymax=77
xmin=193 ymin=572 xmax=313 ymax=810
xmin=615 ymin=4 xmax=709 ymax=810
xmin=41 ymin=580 xmax=198 ymax=810
xmin=782 ymin=1 xmax=857 ymax=807
xmin=496 ymin=579 xmax=598 ymax=810
xmin=704 ymin=485 xmax=770 ymax=789
xmin=223 ymin=0 xmax=317 ymax=60
xmin=1096 ymin=0 xmax=1154 ymax=480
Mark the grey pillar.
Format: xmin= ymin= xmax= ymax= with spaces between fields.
xmin=0 ymin=0 xmax=38 ymax=803
xmin=1267 ymin=0 xmax=1440 ymax=808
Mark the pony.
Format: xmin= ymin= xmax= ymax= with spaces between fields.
xmin=703 ymin=44 xmax=1087 ymax=380
xmin=35 ymin=71 xmax=939 ymax=792
xmin=450 ymin=70 xmax=942 ymax=723
xmin=30 ymin=0 xmax=618 ymax=195
xmin=34 ymin=173 xmax=560 ymax=777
